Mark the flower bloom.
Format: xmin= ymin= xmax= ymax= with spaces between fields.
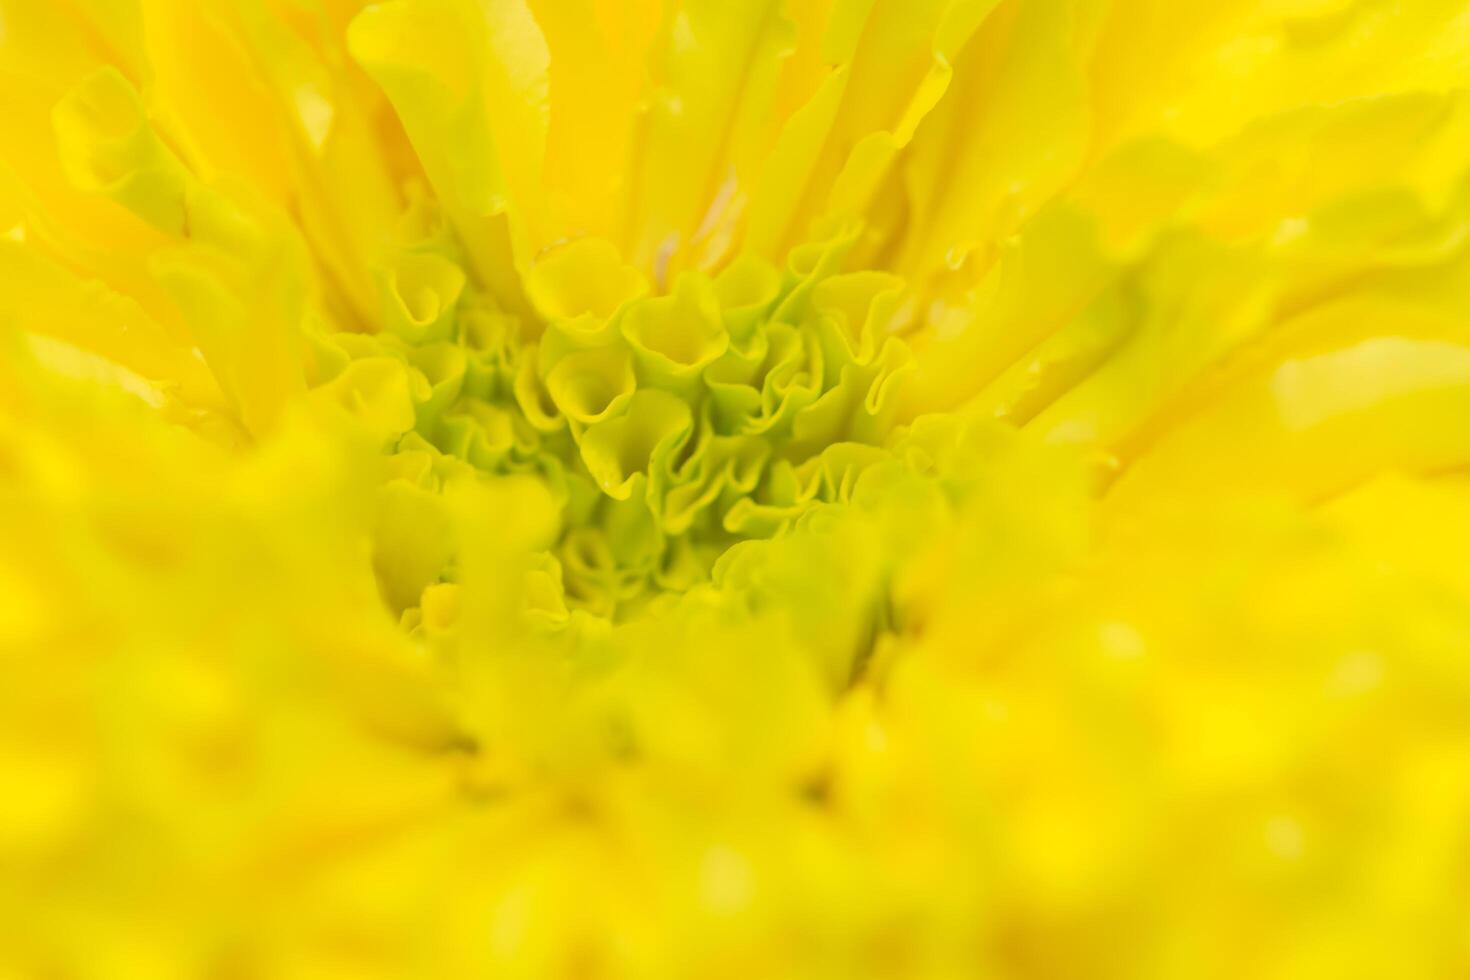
xmin=4 ymin=0 xmax=1470 ymax=976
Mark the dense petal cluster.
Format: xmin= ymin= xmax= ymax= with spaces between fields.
xmin=5 ymin=1 xmax=1470 ymax=977
xmin=335 ymin=226 xmax=919 ymax=619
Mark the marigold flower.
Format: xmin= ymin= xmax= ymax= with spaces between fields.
xmin=3 ymin=1 xmax=1470 ymax=977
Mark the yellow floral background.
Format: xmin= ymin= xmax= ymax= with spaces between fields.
xmin=4 ymin=0 xmax=1470 ymax=976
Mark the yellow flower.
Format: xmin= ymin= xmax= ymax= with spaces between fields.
xmin=4 ymin=0 xmax=1470 ymax=976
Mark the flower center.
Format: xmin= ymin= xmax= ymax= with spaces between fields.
xmin=351 ymin=227 xmax=919 ymax=625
